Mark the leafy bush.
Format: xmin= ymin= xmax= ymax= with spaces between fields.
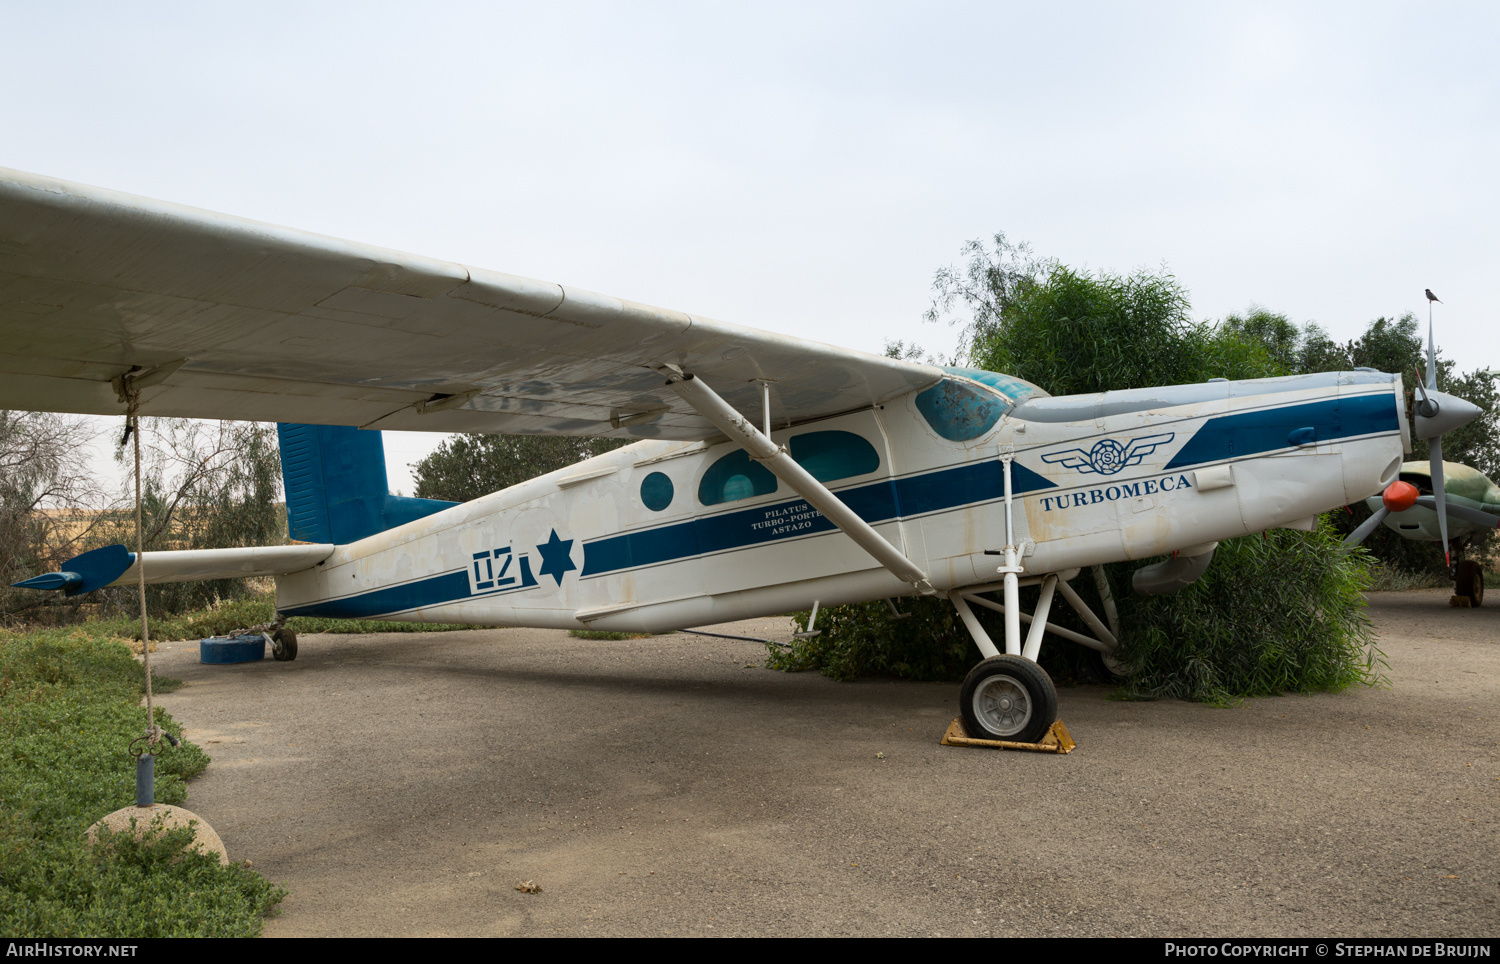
xmin=766 ymin=596 xmax=978 ymax=682
xmin=768 ymin=588 xmax=1111 ymax=686
xmin=1111 ymin=525 xmax=1386 ymax=703
xmin=0 ymin=627 xmax=284 ymax=935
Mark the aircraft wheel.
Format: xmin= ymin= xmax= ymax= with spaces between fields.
xmin=1454 ymin=560 xmax=1484 ymax=607
xmin=271 ymin=629 xmax=298 ymax=661
xmin=959 ymin=655 xmax=1058 ymax=744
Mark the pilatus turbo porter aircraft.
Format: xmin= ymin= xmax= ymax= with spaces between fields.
xmin=2 ymin=169 xmax=1478 ymax=743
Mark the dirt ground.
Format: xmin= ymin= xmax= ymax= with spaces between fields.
xmin=148 ymin=590 xmax=1499 ymax=937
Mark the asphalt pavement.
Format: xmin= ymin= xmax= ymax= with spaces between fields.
xmin=148 ymin=590 xmax=1499 ymax=937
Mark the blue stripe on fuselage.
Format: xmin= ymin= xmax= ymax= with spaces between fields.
xmin=280 ymin=569 xmax=472 ymax=620
xmin=1163 ymin=394 xmax=1398 ymax=471
xmin=579 ymin=458 xmax=1055 ymax=577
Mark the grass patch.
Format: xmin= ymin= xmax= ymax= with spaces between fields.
xmin=86 ymin=594 xmax=480 ymax=641
xmin=0 ymin=626 xmax=285 ymax=936
xmin=1366 ymin=564 xmax=1450 ymax=592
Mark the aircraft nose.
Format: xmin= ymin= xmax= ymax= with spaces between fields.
xmin=1414 ymin=390 xmax=1482 ymax=440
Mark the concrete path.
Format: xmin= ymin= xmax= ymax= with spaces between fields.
xmin=149 ymin=591 xmax=1499 ymax=937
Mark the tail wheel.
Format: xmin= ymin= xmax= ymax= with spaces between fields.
xmin=271 ymin=628 xmax=299 ymax=661
xmin=959 ymin=655 xmax=1058 ymax=744
xmin=1454 ymin=560 xmax=1484 ymax=607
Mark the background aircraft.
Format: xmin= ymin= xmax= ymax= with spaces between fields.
xmin=1355 ymin=461 xmax=1500 ymax=605
xmin=2 ymin=168 xmax=1475 ymax=743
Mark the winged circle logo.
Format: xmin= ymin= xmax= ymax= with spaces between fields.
xmin=1042 ymin=433 xmax=1175 ymax=476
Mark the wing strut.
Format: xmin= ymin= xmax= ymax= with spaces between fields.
xmin=665 ymin=372 xmax=935 ymax=595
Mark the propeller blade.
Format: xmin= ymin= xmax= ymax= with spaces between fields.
xmin=1427 ymin=313 xmax=1438 ymax=391
xmin=1413 ymin=496 xmax=1500 ymax=529
xmin=1343 ymin=506 xmax=1389 ymax=547
xmin=1430 ymin=438 xmax=1450 ymax=566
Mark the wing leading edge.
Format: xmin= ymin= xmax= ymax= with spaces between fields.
xmin=0 ymin=168 xmax=940 ymax=439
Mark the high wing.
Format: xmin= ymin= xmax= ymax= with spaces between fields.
xmin=0 ymin=168 xmax=941 ymax=439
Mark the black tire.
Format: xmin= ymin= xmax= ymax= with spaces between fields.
xmin=271 ymin=629 xmax=298 ymax=661
xmin=1454 ymin=560 xmax=1484 ymax=607
xmin=959 ymin=655 xmax=1058 ymax=743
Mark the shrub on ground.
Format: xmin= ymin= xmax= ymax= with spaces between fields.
xmin=0 ymin=627 xmax=284 ymax=936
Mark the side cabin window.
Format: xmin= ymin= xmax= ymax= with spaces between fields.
xmin=788 ymin=431 xmax=880 ymax=483
xmin=915 ymin=369 xmax=1047 ymax=442
xmin=698 ymin=449 xmax=778 ymax=506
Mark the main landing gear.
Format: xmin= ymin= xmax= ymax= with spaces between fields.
xmin=1454 ymin=559 xmax=1485 ymax=607
xmin=947 ymin=453 xmax=1125 ymax=743
xmin=948 ymin=565 xmax=1125 ymax=742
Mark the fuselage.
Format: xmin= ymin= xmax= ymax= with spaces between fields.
xmin=275 ymin=368 xmax=1408 ymax=631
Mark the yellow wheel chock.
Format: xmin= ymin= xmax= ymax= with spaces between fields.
xmin=940 ymin=718 xmax=1076 ymax=754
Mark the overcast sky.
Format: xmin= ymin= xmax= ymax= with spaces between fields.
xmin=4 ymin=2 xmax=1495 ymax=494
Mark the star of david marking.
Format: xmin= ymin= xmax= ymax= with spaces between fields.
xmin=535 ymin=528 xmax=577 ymax=586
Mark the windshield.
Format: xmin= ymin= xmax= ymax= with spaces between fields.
xmin=915 ymin=369 xmax=1048 ymax=442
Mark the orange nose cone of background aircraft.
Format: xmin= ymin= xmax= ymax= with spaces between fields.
xmin=1382 ymin=480 xmax=1420 ymax=513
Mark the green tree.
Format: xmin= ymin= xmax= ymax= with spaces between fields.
xmin=97 ymin=418 xmax=285 ymax=617
xmin=0 ymin=412 xmax=107 ymax=623
xmin=413 ymin=434 xmax=629 ymax=504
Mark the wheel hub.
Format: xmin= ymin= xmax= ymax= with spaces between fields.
xmin=973 ymin=674 xmax=1032 ymax=737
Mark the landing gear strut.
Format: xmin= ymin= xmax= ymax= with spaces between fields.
xmin=948 ymin=453 xmax=1126 ymax=741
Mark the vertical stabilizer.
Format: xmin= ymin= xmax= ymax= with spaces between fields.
xmin=277 ymin=424 xmax=457 ymax=544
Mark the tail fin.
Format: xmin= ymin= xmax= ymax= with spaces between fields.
xmin=277 ymin=424 xmax=457 ymax=544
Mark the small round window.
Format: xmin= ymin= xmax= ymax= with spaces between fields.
xmin=640 ymin=472 xmax=674 ymax=511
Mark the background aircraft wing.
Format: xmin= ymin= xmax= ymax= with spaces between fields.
xmin=0 ymin=168 xmax=941 ymax=440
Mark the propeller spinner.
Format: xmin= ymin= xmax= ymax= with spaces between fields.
xmin=1343 ymin=480 xmax=1420 ymax=548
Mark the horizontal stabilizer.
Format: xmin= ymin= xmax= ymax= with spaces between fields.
xmin=13 ymin=544 xmax=335 ymax=595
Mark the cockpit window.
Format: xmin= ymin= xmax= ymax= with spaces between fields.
xmin=916 ymin=368 xmax=1047 ymax=442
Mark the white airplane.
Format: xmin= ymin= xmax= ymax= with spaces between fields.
xmin=1 ymin=168 xmax=1479 ymax=743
